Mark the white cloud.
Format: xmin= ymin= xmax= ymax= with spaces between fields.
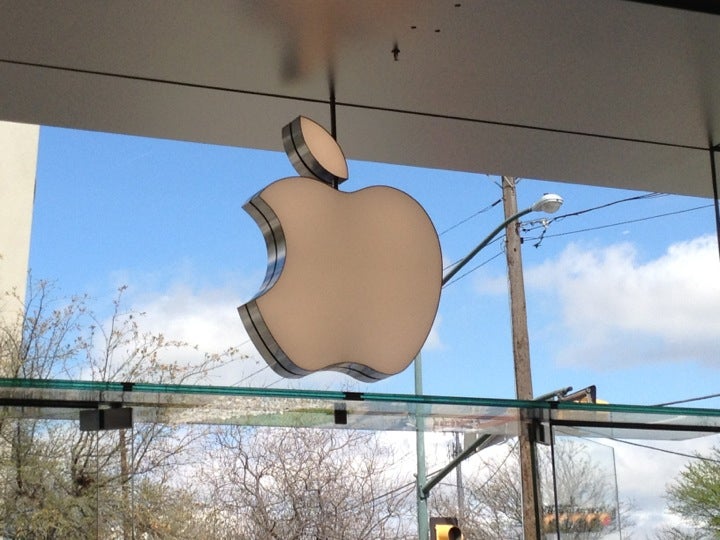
xmin=424 ymin=314 xmax=444 ymax=351
xmin=137 ymin=286 xmax=248 ymax=352
xmin=115 ymin=283 xmax=276 ymax=386
xmin=527 ymin=235 xmax=720 ymax=368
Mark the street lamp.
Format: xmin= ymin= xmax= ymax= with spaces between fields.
xmin=441 ymin=193 xmax=563 ymax=285
xmin=415 ymin=191 xmax=563 ymax=539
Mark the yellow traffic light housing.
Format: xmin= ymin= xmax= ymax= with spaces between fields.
xmin=436 ymin=524 xmax=462 ymax=540
xmin=430 ymin=517 xmax=463 ymax=540
xmin=559 ymin=385 xmax=597 ymax=403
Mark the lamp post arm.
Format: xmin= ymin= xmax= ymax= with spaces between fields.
xmin=419 ymin=386 xmax=571 ymax=499
xmin=421 ymin=433 xmax=496 ymax=498
xmin=441 ymin=207 xmax=532 ymax=286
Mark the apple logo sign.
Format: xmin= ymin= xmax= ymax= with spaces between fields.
xmin=238 ymin=116 xmax=442 ymax=381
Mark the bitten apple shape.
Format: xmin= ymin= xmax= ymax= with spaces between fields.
xmin=238 ymin=117 xmax=442 ymax=382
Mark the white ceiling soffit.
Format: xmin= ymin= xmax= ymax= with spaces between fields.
xmin=0 ymin=1 xmax=718 ymax=197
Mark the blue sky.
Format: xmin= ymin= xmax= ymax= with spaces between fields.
xmin=29 ymin=125 xmax=720 ymax=408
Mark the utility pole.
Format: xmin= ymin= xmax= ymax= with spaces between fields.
xmin=426 ymin=182 xmax=562 ymax=537
xmin=502 ymin=176 xmax=541 ymax=538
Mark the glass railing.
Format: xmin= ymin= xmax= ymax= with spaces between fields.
xmin=1 ymin=378 xmax=719 ymax=538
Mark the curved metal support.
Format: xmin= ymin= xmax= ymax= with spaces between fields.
xmin=441 ymin=207 xmax=532 ymax=286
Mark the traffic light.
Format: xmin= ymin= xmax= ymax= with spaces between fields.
xmin=542 ymin=506 xmax=614 ymax=533
xmin=559 ymin=385 xmax=597 ymax=403
xmin=558 ymin=385 xmax=610 ymax=405
xmin=430 ymin=517 xmax=463 ymax=540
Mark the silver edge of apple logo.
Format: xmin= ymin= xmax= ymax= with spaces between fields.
xmin=238 ymin=301 xmax=307 ymax=378
xmin=242 ymin=195 xmax=285 ymax=296
xmin=239 ymin=301 xmax=387 ymax=382
xmin=282 ymin=117 xmax=345 ymax=187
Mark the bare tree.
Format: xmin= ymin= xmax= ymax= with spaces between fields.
xmin=0 ymin=280 xmax=242 ymax=538
xmin=431 ymin=438 xmax=632 ymax=539
xmin=198 ymin=426 xmax=417 ymax=539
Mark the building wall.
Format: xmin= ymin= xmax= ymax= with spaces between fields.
xmin=0 ymin=121 xmax=39 ymax=336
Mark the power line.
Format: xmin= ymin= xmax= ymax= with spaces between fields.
xmin=524 ymin=204 xmax=713 ymax=247
xmin=336 ymin=428 xmax=510 ymax=518
xmin=444 ymin=192 xmax=664 ymax=242
xmin=348 ymin=462 xmax=453 ymax=514
xmin=442 ymin=235 xmax=503 ymax=273
xmin=442 ymin=250 xmax=504 ymax=288
xmin=263 ymin=376 xmax=285 ymax=388
xmin=655 ymin=392 xmax=720 ymax=407
xmin=544 ymin=192 xmax=667 ymax=223
xmin=579 ymin=430 xmax=720 ymax=465
xmin=231 ymin=363 xmax=270 ymax=386
xmin=364 ymin=479 xmax=417 ymax=508
xmin=520 ymin=192 xmax=665 ymax=233
xmin=471 ymin=440 xmax=519 ymax=493
xmin=507 ymin=192 xmax=666 ymax=239
xmin=354 ymin=439 xmax=518 ymax=514
xmin=441 ymin=192 xmax=684 ymax=276
xmin=441 ymin=200 xmax=711 ymax=286
xmin=439 ymin=198 xmax=502 ymax=237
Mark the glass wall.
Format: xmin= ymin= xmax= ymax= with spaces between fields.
xmin=1 ymin=380 xmax=719 ymax=538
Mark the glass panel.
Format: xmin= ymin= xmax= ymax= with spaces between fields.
xmin=2 ymin=384 xmax=720 ymax=537
xmin=551 ymin=426 xmax=720 ymax=537
xmin=543 ymin=434 xmax=622 ymax=539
